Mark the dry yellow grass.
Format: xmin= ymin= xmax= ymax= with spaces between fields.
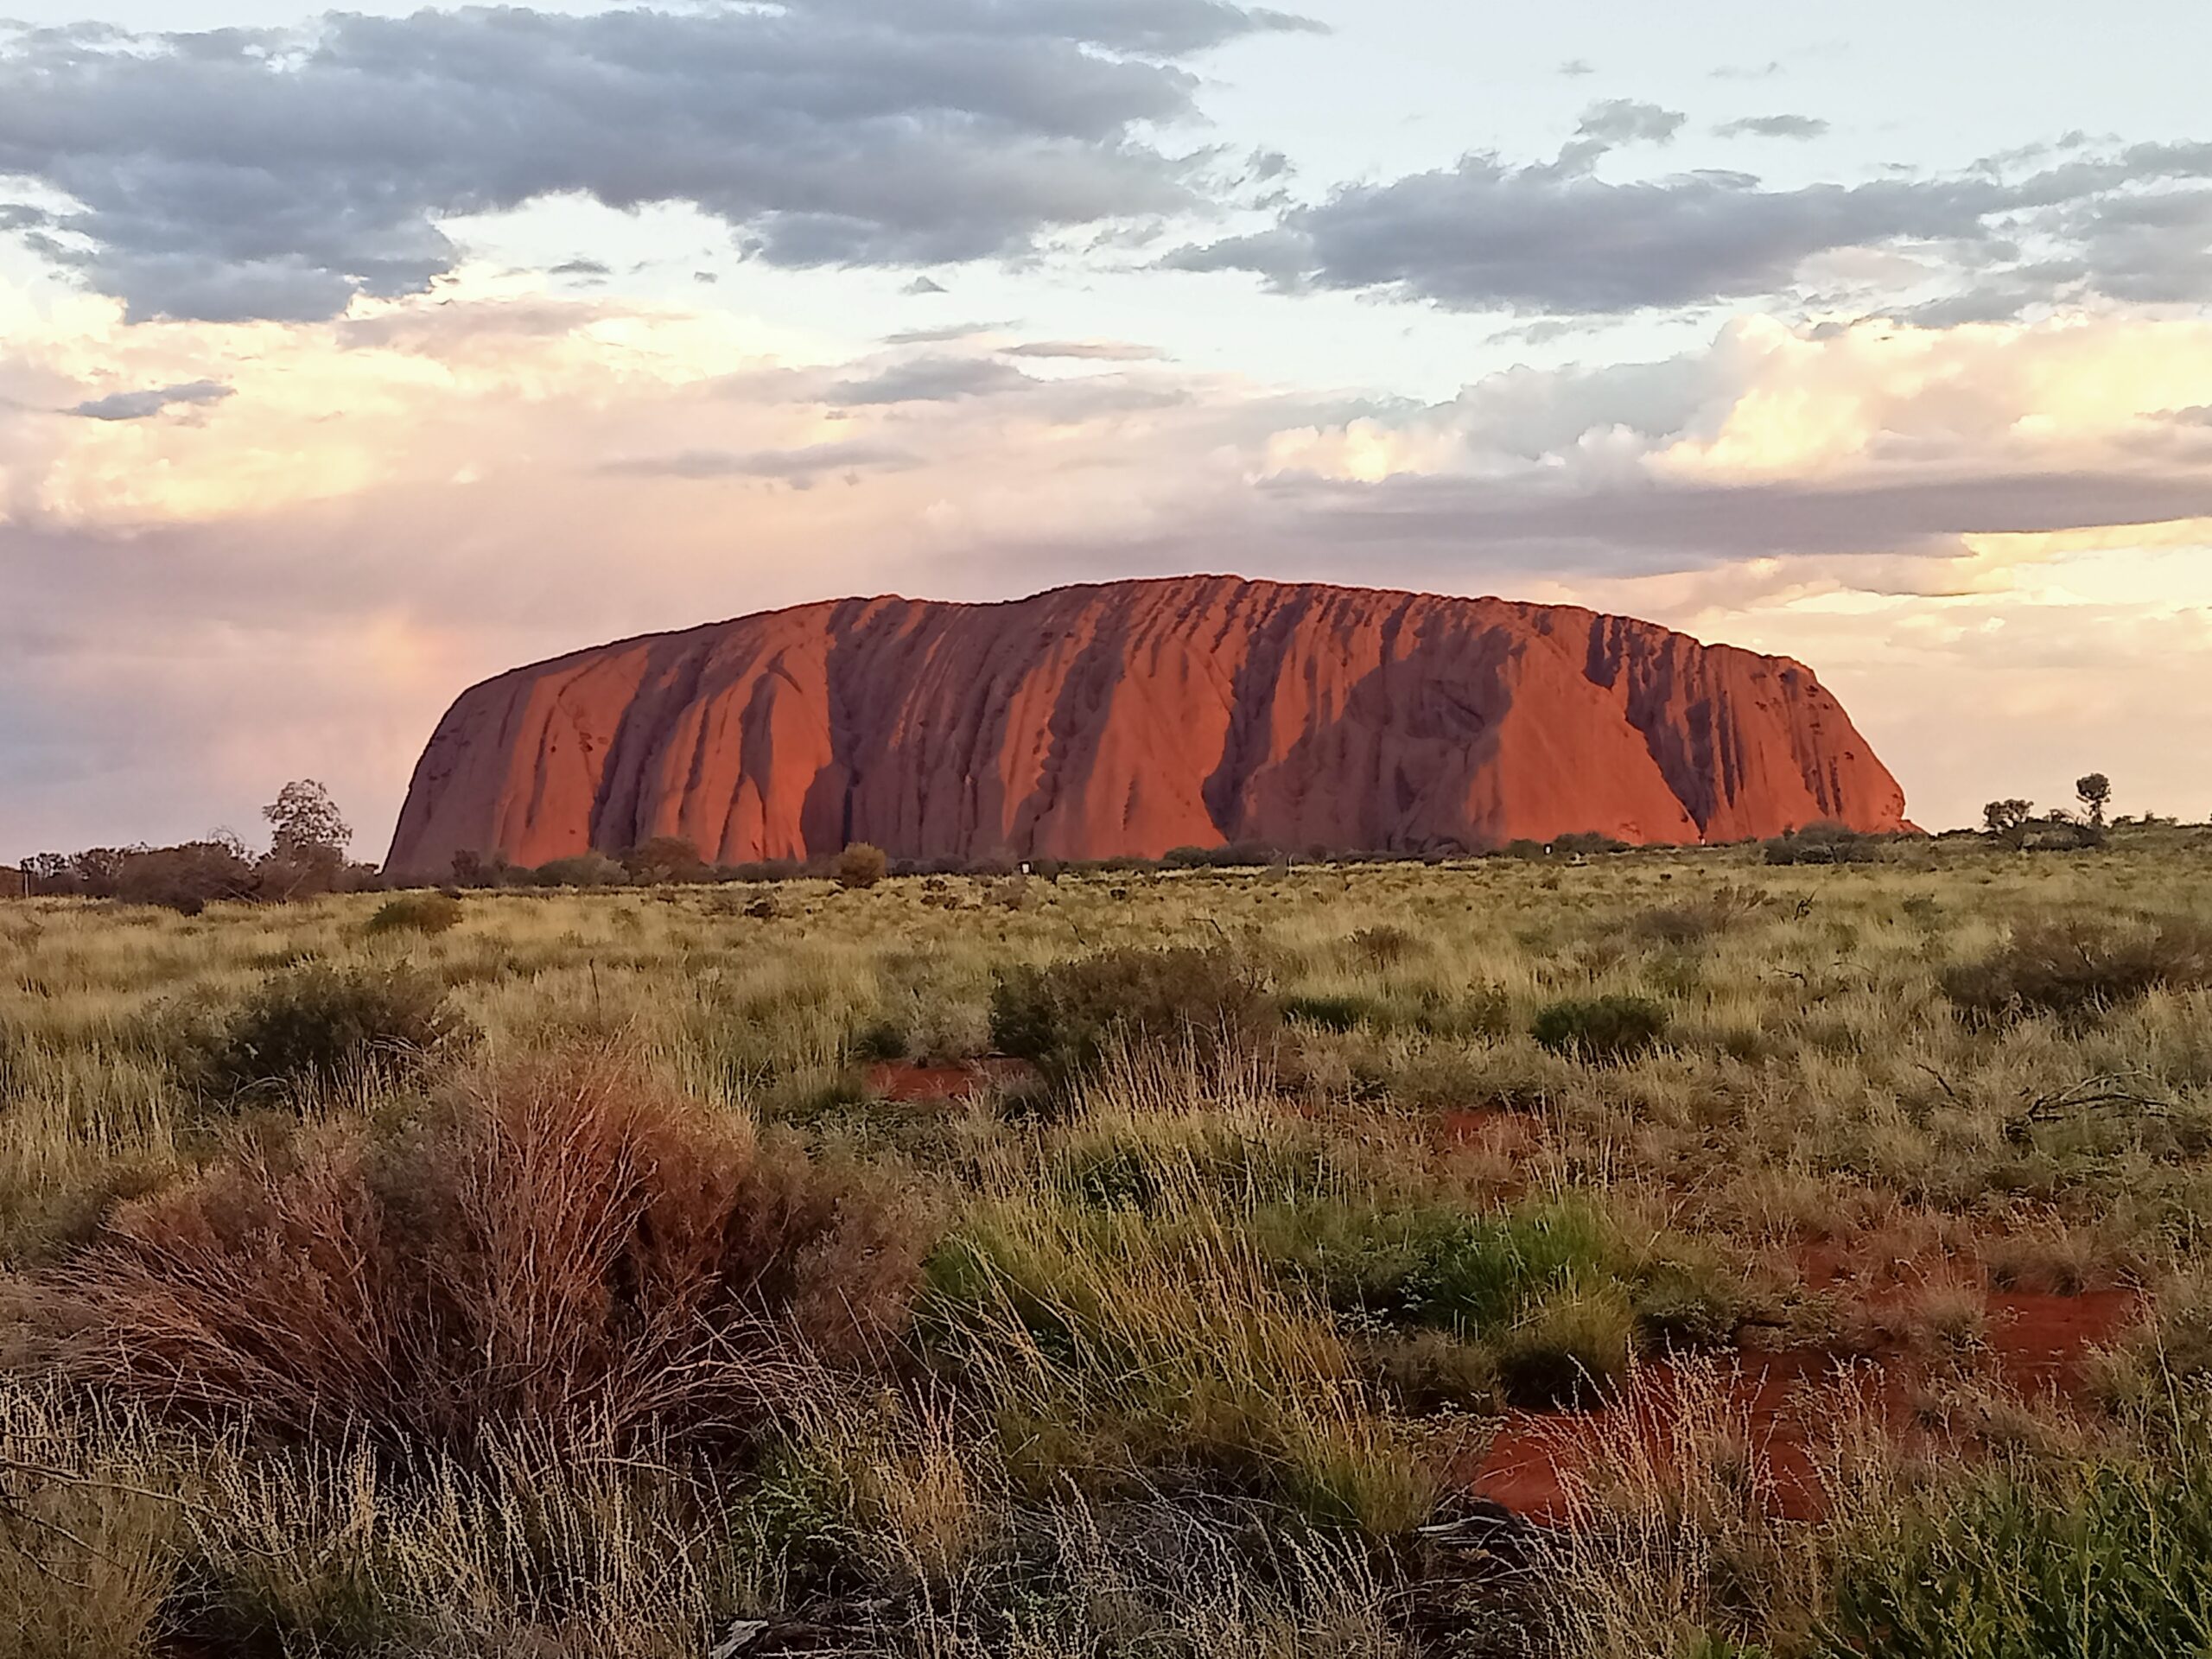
xmin=5 ymin=827 xmax=2212 ymax=1653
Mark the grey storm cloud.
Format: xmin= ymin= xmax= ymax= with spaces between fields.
xmin=1576 ymin=100 xmax=1686 ymax=147
xmin=0 ymin=0 xmax=1314 ymax=322
xmin=1169 ymin=136 xmax=2212 ymax=317
xmin=67 ymin=378 xmax=233 ymax=420
xmin=1715 ymin=114 xmax=1831 ymax=140
xmin=598 ymin=440 xmax=922 ymax=484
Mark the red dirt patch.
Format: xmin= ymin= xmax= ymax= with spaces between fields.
xmin=1470 ymin=1350 xmax=1878 ymax=1523
xmin=1987 ymin=1287 xmax=2137 ymax=1395
xmin=1433 ymin=1105 xmax=1541 ymax=1156
xmin=1468 ymin=1285 xmax=2139 ymax=1523
xmin=866 ymin=1058 xmax=1037 ymax=1103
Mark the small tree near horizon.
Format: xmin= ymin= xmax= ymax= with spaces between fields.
xmin=2076 ymin=773 xmax=2113 ymax=829
xmin=1983 ymin=799 xmax=2036 ymax=847
xmin=261 ymin=780 xmax=353 ymax=898
xmin=264 ymin=780 xmax=353 ymax=860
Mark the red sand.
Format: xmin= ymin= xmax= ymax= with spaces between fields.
xmin=865 ymin=1058 xmax=1037 ymax=1102
xmin=1470 ymin=1287 xmax=2139 ymax=1522
xmin=388 ymin=575 xmax=1909 ymax=874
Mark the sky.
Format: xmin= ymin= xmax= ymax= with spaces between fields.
xmin=3 ymin=0 xmax=2211 ymax=859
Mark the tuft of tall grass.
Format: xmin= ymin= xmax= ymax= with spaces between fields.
xmin=924 ymin=1180 xmax=1440 ymax=1536
xmin=1822 ymin=1393 xmax=2212 ymax=1658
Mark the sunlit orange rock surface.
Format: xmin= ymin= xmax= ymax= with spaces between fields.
xmin=387 ymin=575 xmax=1909 ymax=874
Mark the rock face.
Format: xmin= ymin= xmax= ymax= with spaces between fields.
xmin=387 ymin=575 xmax=1909 ymax=874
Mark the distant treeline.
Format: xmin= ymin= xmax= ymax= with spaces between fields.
xmin=18 ymin=798 xmax=2171 ymax=912
xmin=10 ymin=838 xmax=382 ymax=911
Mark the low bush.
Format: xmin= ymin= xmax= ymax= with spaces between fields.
xmin=1283 ymin=992 xmax=1371 ymax=1032
xmin=1252 ymin=1198 xmax=1617 ymax=1339
xmin=1532 ymin=995 xmax=1671 ymax=1063
xmin=1496 ymin=1285 xmax=1636 ymax=1409
xmin=24 ymin=1056 xmax=931 ymax=1452
xmin=1942 ymin=912 xmax=2212 ymax=1024
xmin=111 ymin=840 xmax=264 ymax=913
xmin=1763 ymin=823 xmax=1881 ymax=866
xmin=1161 ymin=842 xmax=1287 ymax=870
xmin=189 ymin=963 xmax=476 ymax=1103
xmin=1500 ymin=832 xmax=1626 ymax=861
xmin=836 ymin=843 xmax=889 ymax=891
xmin=529 ymin=853 xmax=628 ymax=888
xmin=989 ymin=945 xmax=1277 ymax=1084
xmin=364 ymin=892 xmax=465 ymax=937
xmin=620 ymin=836 xmax=712 ymax=884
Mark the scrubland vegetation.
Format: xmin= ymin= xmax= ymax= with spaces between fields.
xmin=7 ymin=823 xmax=2212 ymax=1656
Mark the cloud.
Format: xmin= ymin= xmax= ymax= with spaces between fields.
xmin=1714 ymin=114 xmax=1830 ymax=140
xmin=828 ymin=355 xmax=1039 ymax=404
xmin=67 ymin=378 xmax=232 ymax=421
xmin=0 ymin=0 xmax=1313 ymax=321
xmin=8 ymin=283 xmax=2212 ymax=853
xmin=1168 ymin=132 xmax=2212 ymax=318
xmin=1576 ymin=99 xmax=1687 ymax=147
xmin=1001 ymin=340 xmax=1164 ymax=360
xmin=549 ymin=257 xmax=612 ymax=278
xmin=882 ymin=321 xmax=1013 ymax=345
xmin=598 ymin=440 xmax=922 ymax=485
xmin=1169 ymin=162 xmax=2006 ymax=312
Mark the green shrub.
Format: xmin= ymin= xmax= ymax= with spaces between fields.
xmin=530 ymin=853 xmax=627 ymax=887
xmin=364 ymin=892 xmax=464 ymax=937
xmin=1942 ymin=913 xmax=2212 ymax=1025
xmin=1363 ymin=1328 xmax=1497 ymax=1414
xmin=847 ymin=1018 xmax=912 ymax=1063
xmin=1532 ymin=995 xmax=1670 ymax=1062
xmin=620 ymin=836 xmax=711 ymax=884
xmin=1631 ymin=1255 xmax=1748 ymax=1352
xmin=988 ymin=946 xmax=1276 ymax=1083
xmin=191 ymin=963 xmax=475 ymax=1103
xmin=1252 ymin=1198 xmax=1616 ymax=1338
xmin=836 ymin=843 xmax=889 ymax=890
xmin=1764 ymin=823 xmax=1880 ymax=866
xmin=1283 ymin=993 xmax=1371 ymax=1032
xmin=1824 ymin=1428 xmax=2212 ymax=1657
xmin=1495 ymin=1285 xmax=1635 ymax=1408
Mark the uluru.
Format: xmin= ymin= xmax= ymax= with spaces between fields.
xmin=386 ymin=575 xmax=1909 ymax=875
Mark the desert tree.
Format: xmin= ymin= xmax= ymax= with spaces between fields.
xmin=1982 ymin=799 xmax=2036 ymax=847
xmin=261 ymin=779 xmax=354 ymax=896
xmin=264 ymin=779 xmax=353 ymax=858
xmin=2076 ymin=772 xmax=2113 ymax=829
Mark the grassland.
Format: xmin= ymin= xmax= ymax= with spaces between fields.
xmin=6 ymin=830 xmax=2212 ymax=1656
